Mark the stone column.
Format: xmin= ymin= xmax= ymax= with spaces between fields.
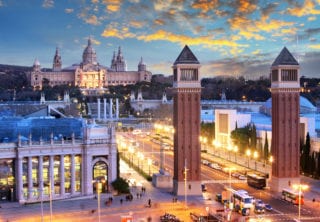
xmin=27 ymin=156 xmax=33 ymax=199
xmin=60 ymin=155 xmax=65 ymax=196
xmin=109 ymin=98 xmax=113 ymax=119
xmin=38 ymin=156 xmax=44 ymax=199
xmin=116 ymin=98 xmax=119 ymax=119
xmin=49 ymin=155 xmax=54 ymax=198
xmin=97 ymin=98 xmax=101 ymax=120
xmin=70 ymin=154 xmax=75 ymax=195
xmin=103 ymin=98 xmax=107 ymax=121
xmin=16 ymin=157 xmax=24 ymax=203
xmin=109 ymin=127 xmax=117 ymax=182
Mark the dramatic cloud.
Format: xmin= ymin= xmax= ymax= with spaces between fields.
xmin=102 ymin=0 xmax=122 ymax=12
xmin=85 ymin=15 xmax=100 ymax=25
xmin=101 ymin=23 xmax=136 ymax=39
xmin=287 ymin=0 xmax=320 ymax=17
xmin=308 ymin=44 xmax=320 ymax=49
xmin=191 ymin=0 xmax=219 ymax=13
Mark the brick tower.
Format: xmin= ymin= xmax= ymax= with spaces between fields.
xmin=172 ymin=45 xmax=202 ymax=196
xmin=270 ymin=47 xmax=300 ymax=192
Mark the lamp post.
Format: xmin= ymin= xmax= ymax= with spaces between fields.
xmin=147 ymin=158 xmax=152 ymax=176
xmin=253 ymin=151 xmax=258 ymax=171
xmin=246 ymin=149 xmax=251 ymax=168
xmin=292 ymin=184 xmax=308 ymax=222
xmin=96 ymin=182 xmax=102 ymax=222
xmin=227 ymin=144 xmax=232 ymax=160
xmin=233 ymin=146 xmax=238 ymax=163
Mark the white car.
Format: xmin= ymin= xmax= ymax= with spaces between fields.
xmin=238 ymin=175 xmax=247 ymax=180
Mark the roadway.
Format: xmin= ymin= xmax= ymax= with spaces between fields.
xmin=122 ymin=131 xmax=320 ymax=222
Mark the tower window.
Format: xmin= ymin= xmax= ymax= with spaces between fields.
xmin=180 ymin=69 xmax=198 ymax=81
xmin=281 ymin=69 xmax=297 ymax=81
xmin=173 ymin=69 xmax=177 ymax=81
xmin=271 ymin=70 xmax=278 ymax=82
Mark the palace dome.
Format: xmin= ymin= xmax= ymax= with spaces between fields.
xmin=82 ymin=38 xmax=97 ymax=65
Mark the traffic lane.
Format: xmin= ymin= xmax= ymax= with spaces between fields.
xmin=132 ymin=134 xmax=320 ymax=220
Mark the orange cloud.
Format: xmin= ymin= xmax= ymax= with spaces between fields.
xmin=238 ymin=30 xmax=264 ymax=40
xmin=229 ymin=13 xmax=294 ymax=40
xmin=191 ymin=0 xmax=219 ymax=13
xmin=308 ymin=44 xmax=320 ymax=49
xmin=137 ymin=29 xmax=242 ymax=48
xmin=154 ymin=19 xmax=165 ymax=26
xmin=129 ymin=20 xmax=144 ymax=28
xmin=85 ymin=15 xmax=100 ymax=25
xmin=287 ymin=0 xmax=320 ymax=17
xmin=101 ymin=23 xmax=136 ymax=39
xmin=237 ymin=0 xmax=257 ymax=14
xmin=102 ymin=0 xmax=122 ymax=12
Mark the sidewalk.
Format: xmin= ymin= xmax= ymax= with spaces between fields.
xmin=0 ymin=160 xmax=210 ymax=222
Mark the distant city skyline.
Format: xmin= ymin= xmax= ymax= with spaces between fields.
xmin=0 ymin=0 xmax=320 ymax=78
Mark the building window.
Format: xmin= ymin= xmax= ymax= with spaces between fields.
xmin=281 ymin=69 xmax=297 ymax=81
xmin=75 ymin=155 xmax=81 ymax=192
xmin=43 ymin=156 xmax=50 ymax=196
xmin=180 ymin=69 xmax=198 ymax=81
xmin=271 ymin=69 xmax=278 ymax=82
xmin=22 ymin=158 xmax=28 ymax=198
xmin=54 ymin=156 xmax=60 ymax=195
xmin=64 ymin=155 xmax=71 ymax=193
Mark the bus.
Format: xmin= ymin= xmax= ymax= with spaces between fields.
xmin=247 ymin=173 xmax=266 ymax=189
xmin=282 ymin=188 xmax=304 ymax=205
xmin=233 ymin=190 xmax=254 ymax=215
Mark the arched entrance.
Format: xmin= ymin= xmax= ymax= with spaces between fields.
xmin=93 ymin=161 xmax=108 ymax=193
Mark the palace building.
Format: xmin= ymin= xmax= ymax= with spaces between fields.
xmin=30 ymin=38 xmax=152 ymax=93
xmin=0 ymin=117 xmax=117 ymax=203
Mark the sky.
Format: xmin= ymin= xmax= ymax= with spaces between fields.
xmin=0 ymin=0 xmax=320 ymax=79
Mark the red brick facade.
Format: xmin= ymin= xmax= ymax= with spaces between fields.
xmin=173 ymin=88 xmax=201 ymax=182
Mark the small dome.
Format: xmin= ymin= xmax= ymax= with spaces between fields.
xmin=33 ymin=58 xmax=40 ymax=66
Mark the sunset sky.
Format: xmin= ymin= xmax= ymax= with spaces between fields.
xmin=1 ymin=0 xmax=320 ymax=78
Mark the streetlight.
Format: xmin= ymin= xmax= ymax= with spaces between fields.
xmin=227 ymin=144 xmax=232 ymax=160
xmin=147 ymin=158 xmax=152 ymax=176
xmin=253 ymin=151 xmax=258 ymax=171
xmin=129 ymin=146 xmax=134 ymax=167
xmin=233 ymin=146 xmax=238 ymax=163
xmin=292 ymin=184 xmax=308 ymax=222
xmin=246 ymin=149 xmax=251 ymax=168
xmin=96 ymin=182 xmax=102 ymax=222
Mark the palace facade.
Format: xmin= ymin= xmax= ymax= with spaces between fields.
xmin=30 ymin=38 xmax=152 ymax=93
xmin=0 ymin=118 xmax=117 ymax=203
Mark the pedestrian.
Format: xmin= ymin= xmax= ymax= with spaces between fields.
xmin=148 ymin=198 xmax=151 ymax=207
xmin=120 ymin=198 xmax=123 ymax=204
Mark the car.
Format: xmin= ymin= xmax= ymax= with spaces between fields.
xmin=215 ymin=193 xmax=222 ymax=202
xmin=254 ymin=205 xmax=265 ymax=214
xmin=201 ymin=184 xmax=207 ymax=192
xmin=254 ymin=199 xmax=265 ymax=208
xmin=264 ymin=203 xmax=273 ymax=211
xmin=238 ymin=175 xmax=247 ymax=180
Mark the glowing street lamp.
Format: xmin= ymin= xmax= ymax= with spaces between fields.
xmin=292 ymin=184 xmax=309 ymax=222
xmin=147 ymin=158 xmax=152 ymax=175
xmin=233 ymin=146 xmax=238 ymax=163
